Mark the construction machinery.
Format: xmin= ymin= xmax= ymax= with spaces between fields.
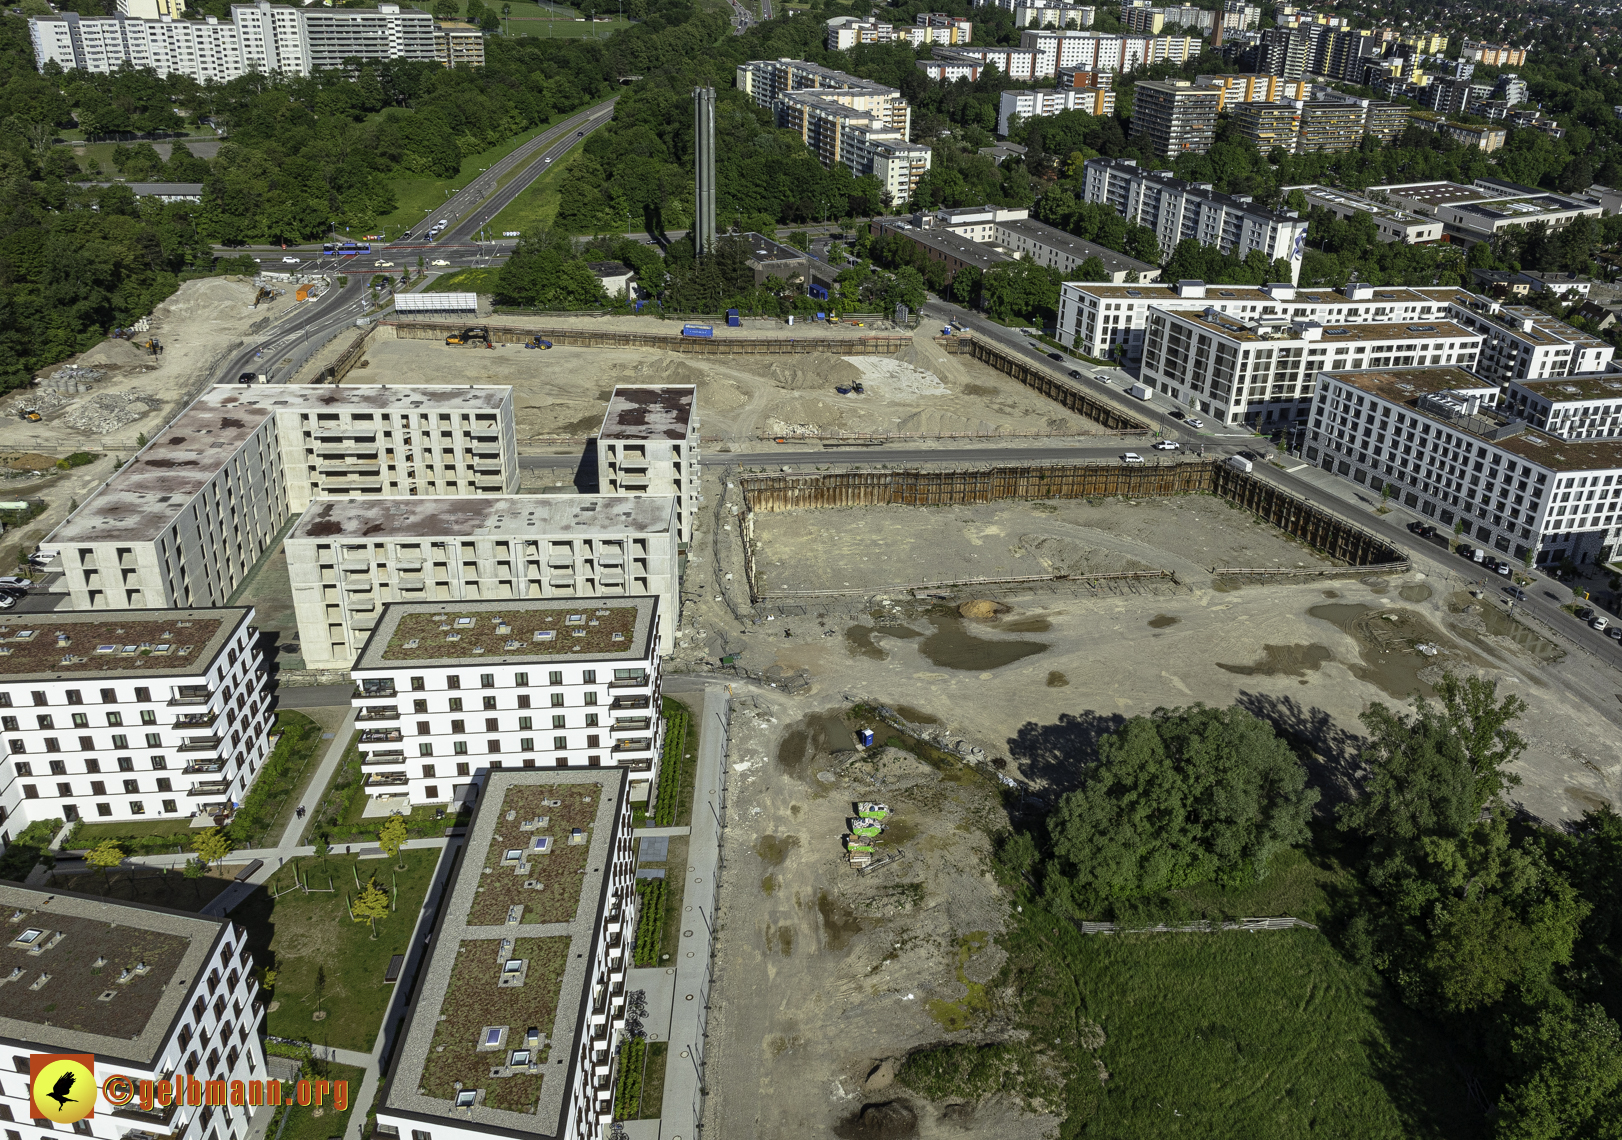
xmin=525 ymin=337 xmax=553 ymax=350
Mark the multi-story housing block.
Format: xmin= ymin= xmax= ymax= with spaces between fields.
xmin=989 ymin=216 xmax=1160 ymax=281
xmin=46 ymin=385 xmax=518 ymax=613
xmin=1443 ymin=294 xmax=1615 ymax=382
xmin=922 ymin=46 xmax=1040 ymax=80
xmin=1230 ymin=101 xmax=1301 ymax=152
xmin=1129 ymin=80 xmax=1218 ymax=156
xmin=1288 ymin=184 xmax=1442 ymax=243
xmin=997 ymin=85 xmax=1113 ymax=133
xmin=596 ymin=387 xmax=699 ymax=548
xmin=1195 ymin=72 xmax=1305 ymax=110
xmin=1307 ymin=368 xmax=1622 ymax=566
xmin=375 ymin=768 xmax=637 ymax=1140
xmin=0 ymin=607 xmax=268 ymax=837
xmin=1082 ymin=158 xmax=1308 ymax=284
xmin=1138 ymin=297 xmax=1482 ymax=428
xmin=1501 ymin=376 xmax=1622 ymax=441
xmin=1019 ymin=29 xmax=1198 ymax=75
xmin=1014 ymin=3 xmax=1096 ymax=28
xmin=0 ymin=884 xmax=267 ymax=1140
xmin=285 ymin=496 xmax=679 ymax=670
xmin=348 ymin=598 xmax=662 ymax=811
xmin=433 ymin=20 xmax=484 ymax=66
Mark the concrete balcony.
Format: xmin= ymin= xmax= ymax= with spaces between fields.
xmin=363 ymin=771 xmax=408 ymax=788
xmin=181 ymin=759 xmax=226 ymax=775
xmin=611 ymin=718 xmax=651 ymax=735
xmin=188 ymin=781 xmax=230 ymax=797
xmin=178 ymin=737 xmax=222 ymax=753
xmin=356 ymin=682 xmax=396 ymax=698
xmin=356 ymin=706 xmax=400 ymax=722
xmin=362 ymin=750 xmax=406 ymax=766
xmin=360 ymin=729 xmax=403 ymax=744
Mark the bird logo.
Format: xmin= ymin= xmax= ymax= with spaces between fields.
xmin=30 ymin=1055 xmax=96 ymax=1124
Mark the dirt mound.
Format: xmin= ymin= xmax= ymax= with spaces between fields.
xmin=78 ymin=339 xmax=155 ymax=369
xmin=836 ymin=1101 xmax=918 ymax=1140
xmin=149 ymin=276 xmax=256 ymax=327
xmin=1020 ymin=533 xmax=1154 ymax=577
xmin=767 ymin=357 xmax=864 ymax=391
xmin=958 ymin=599 xmax=1010 ymax=620
xmin=894 ymin=409 xmax=1007 ymax=435
xmin=836 ymin=746 xmax=939 ymax=791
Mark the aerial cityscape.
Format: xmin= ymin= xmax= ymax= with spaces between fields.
xmin=2 ymin=0 xmax=1622 ymax=1134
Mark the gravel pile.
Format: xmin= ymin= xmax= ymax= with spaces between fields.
xmin=62 ymin=391 xmax=159 ymax=434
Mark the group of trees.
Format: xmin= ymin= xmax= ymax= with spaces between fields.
xmin=1002 ymin=674 xmax=1622 ymax=1135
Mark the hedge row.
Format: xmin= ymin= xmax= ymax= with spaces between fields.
xmin=653 ymin=704 xmax=689 ymax=827
xmin=633 ymin=876 xmax=666 ymax=967
xmin=612 ymin=1037 xmax=647 ymax=1121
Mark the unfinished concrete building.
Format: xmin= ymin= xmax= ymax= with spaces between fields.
xmin=46 ymin=385 xmax=518 ymax=611
xmin=597 ymin=386 xmax=699 ymax=546
xmin=284 ymin=495 xmax=679 ymax=669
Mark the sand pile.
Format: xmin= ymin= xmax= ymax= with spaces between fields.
xmin=78 ymin=340 xmax=156 ymax=368
xmin=959 ymin=599 xmax=1010 ymax=619
xmin=1020 ymin=533 xmax=1154 ymax=577
xmin=766 ymin=357 xmax=864 ymax=391
xmin=149 ymin=276 xmax=256 ymax=326
xmin=899 ymin=336 xmax=971 ymax=388
xmin=845 ymin=356 xmax=950 ymax=397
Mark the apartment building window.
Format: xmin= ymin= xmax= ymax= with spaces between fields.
xmin=156 ymin=778 xmax=172 ymax=792
xmin=84 ymin=757 xmax=100 ymax=772
xmin=487 ymin=740 xmax=501 ymax=753
xmin=419 ymin=743 xmax=433 ymax=756
xmin=141 ymin=711 xmax=156 ymax=725
xmin=36 ymin=715 xmax=53 ymax=730
xmin=90 ymin=781 xmax=106 ymax=795
xmin=7 ymin=741 xmax=22 ymax=754
xmin=417 ymin=721 xmax=431 ymax=735
xmin=422 ymin=764 xmax=436 ymax=778
xmin=65 ymin=690 xmax=82 ymax=705
xmin=48 ymin=759 xmax=65 ymax=774
xmin=44 ymin=739 xmax=60 ymax=753
xmin=456 ymin=763 xmax=470 ymax=776
xmin=414 ymin=700 xmax=428 ymax=713
xmin=585 ymin=714 xmax=598 ymax=728
xmin=31 ymin=692 xmax=47 ymax=706
xmin=145 ymin=734 xmax=162 ymax=748
xmin=447 ymin=675 xmax=461 ymax=689
xmin=551 ymin=693 xmax=565 ymax=707
xmin=100 ymin=688 xmax=116 ymax=703
xmin=480 ymin=674 xmax=495 ymax=688
xmin=450 ymin=719 xmax=465 ymax=734
xmin=553 ymin=736 xmax=567 ymax=750
xmin=548 ymin=671 xmax=563 ymax=685
xmin=56 ymin=782 xmax=72 ymax=796
xmin=120 ymin=756 xmax=136 ymax=771
xmin=21 ymin=785 xmax=36 ymax=799
xmin=582 ymin=670 xmax=596 ymax=684
xmin=411 ymin=677 xmax=426 ymax=691
xmin=0 ymin=717 xmax=12 ymax=733
xmin=12 ymin=762 xmax=28 ymax=776
xmin=448 ymin=698 xmax=463 ymax=712
xmin=520 ymin=737 xmax=534 ymax=751
xmin=516 ymin=694 xmax=530 ymax=709
xmin=454 ymin=741 xmax=468 ymax=755
xmin=583 ymin=692 xmax=597 ymax=706
xmin=514 ymin=673 xmax=528 ymax=687
xmin=482 ymin=696 xmax=496 ymax=711
xmin=162 ymin=799 xmax=177 ymax=813
xmin=134 ymin=688 xmax=150 ymax=702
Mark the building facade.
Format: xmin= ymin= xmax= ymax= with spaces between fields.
xmin=1194 ymin=71 xmax=1305 ymax=110
xmin=348 ymin=598 xmax=662 ymax=810
xmin=1129 ymin=81 xmax=1219 ymax=156
xmin=0 ymin=884 xmax=266 ymax=1140
xmin=284 ymin=496 xmax=679 ymax=670
xmin=1230 ymin=101 xmax=1301 ymax=152
xmin=0 ymin=607 xmax=268 ymax=838
xmin=1289 ymin=184 xmax=1442 ymax=243
xmin=996 ymin=85 xmax=1113 ymax=134
xmin=1081 ymin=158 xmax=1308 ymax=283
xmin=989 ymin=216 xmax=1160 ymax=282
xmin=1501 ymin=376 xmax=1622 ymax=440
xmin=596 ymin=387 xmax=699 ymax=547
xmin=1443 ymin=293 xmax=1616 ymax=382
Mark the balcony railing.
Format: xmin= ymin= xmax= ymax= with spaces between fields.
xmin=173 ymin=711 xmax=218 ymax=728
xmin=360 ymin=729 xmax=403 ymax=744
xmin=188 ymin=781 xmax=230 ymax=797
xmin=609 ymin=696 xmax=650 ymax=711
xmin=356 ymin=706 xmax=399 ymax=722
xmin=356 ymin=682 xmax=396 ymax=698
xmin=168 ymin=688 xmax=213 ymax=707
xmin=611 ymin=718 xmax=651 ymax=734
xmin=608 ymin=676 xmax=649 ymax=689
xmin=612 ymin=739 xmax=653 ymax=753
xmin=363 ymin=772 xmax=408 ymax=787
xmin=182 ymin=760 xmax=226 ymax=775
xmin=361 ymin=750 xmax=406 ymax=766
xmin=178 ymin=737 xmax=222 ymax=752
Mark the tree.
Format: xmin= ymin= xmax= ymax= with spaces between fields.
xmin=1076 ymin=255 xmax=1109 ymax=282
xmin=379 ymin=814 xmax=408 ymax=871
xmin=1042 ymin=705 xmax=1319 ymax=913
xmin=433 ymin=0 xmax=457 ymax=17
xmin=1496 ymin=1004 xmax=1622 ymax=1140
xmin=1339 ymin=674 xmax=1526 ymax=852
xmin=85 ymin=840 xmax=123 ymax=886
xmin=192 ymin=827 xmax=234 ymax=871
xmin=352 ymin=877 xmax=391 ymax=939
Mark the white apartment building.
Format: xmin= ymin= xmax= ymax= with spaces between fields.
xmin=0 ymin=608 xmax=269 ymax=836
xmin=1014 ymin=3 xmax=1097 ymax=28
xmin=1082 ymin=158 xmax=1309 ymax=284
xmin=1501 ymin=376 xmax=1622 ymax=439
xmin=1287 ymin=184 xmax=1443 ymax=243
xmin=990 ymin=216 xmax=1160 ymax=282
xmin=1141 ymin=302 xmax=1481 ymax=427
xmin=1442 ymin=293 xmax=1615 ymax=382
xmin=1020 ymin=29 xmax=1199 ymax=76
xmin=0 ymin=885 xmax=266 ymax=1140
xmin=997 ymin=86 xmax=1114 ymax=134
xmin=46 ymin=385 xmax=517 ymax=613
xmin=736 ymin=61 xmax=931 ymax=200
xmin=597 ymin=387 xmax=699 ymax=547
xmin=121 ymin=0 xmax=186 ymax=17
xmin=285 ymin=495 xmax=679 ymax=670
xmin=1058 ymin=279 xmax=1463 ymax=366
xmin=30 ymin=2 xmax=435 ymax=81
xmin=825 ymin=14 xmax=971 ymax=49
xmin=913 ymin=203 xmax=1030 ymax=243
xmin=375 ymin=768 xmax=636 ymax=1140
xmin=922 ymin=46 xmax=1041 ymax=81
xmin=348 ymin=598 xmax=662 ymax=810
xmin=1308 ymin=367 xmax=1622 ymax=566
xmin=1194 ymin=72 xmax=1307 ymax=111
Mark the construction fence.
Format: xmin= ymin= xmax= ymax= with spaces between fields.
xmin=940 ymin=334 xmax=1151 ymax=434
xmin=376 ymin=320 xmax=911 ymax=356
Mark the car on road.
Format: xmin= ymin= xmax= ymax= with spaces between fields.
xmin=1170 ymin=410 xmax=1185 ymax=419
xmin=431 ymin=259 xmax=450 ymax=266
xmin=0 ymin=593 xmax=16 ymax=609
xmin=1408 ymin=521 xmax=1436 ymax=538
xmin=1068 ymin=369 xmax=1083 ymax=379
xmin=1047 ymin=352 xmax=1065 ymax=362
xmin=1575 ymin=606 xmax=1595 ymax=622
xmin=0 ymin=578 xmax=33 ymax=590
xmin=374 ymin=260 xmax=394 ymax=267
xmin=238 ymin=371 xmax=256 ymax=383
xmin=1186 ymin=417 xmax=1206 ymax=429
xmin=1153 ymin=440 xmax=1180 ymax=451
xmin=281 ymin=256 xmax=300 ymax=263
xmin=1121 ymin=452 xmax=1145 ymax=464
xmin=1609 ymin=626 xmax=1622 ymax=641
xmin=1496 ymin=562 xmax=1513 ymax=577
xmin=1594 ymin=615 xmax=1611 ymax=632
xmin=1506 ymin=586 xmax=1527 ymax=601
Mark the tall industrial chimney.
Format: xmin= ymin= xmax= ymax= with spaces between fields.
xmin=693 ymin=86 xmax=717 ymax=256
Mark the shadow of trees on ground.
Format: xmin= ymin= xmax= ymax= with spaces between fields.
xmin=1005 ymin=710 xmax=1126 ymax=794
xmin=1234 ymin=690 xmax=1368 ymax=811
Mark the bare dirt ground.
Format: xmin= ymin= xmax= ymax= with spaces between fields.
xmin=685 ymin=472 xmax=1622 ymax=1139
xmin=342 ymin=327 xmax=1092 ymax=447
xmin=441 ymin=312 xmax=910 ymax=339
xmin=749 ymin=496 xmax=1334 ymax=595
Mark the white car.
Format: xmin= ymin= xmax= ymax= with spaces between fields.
xmin=431 ymin=259 xmax=451 ymax=266
xmin=281 ymin=256 xmax=300 ymax=263
xmin=0 ymin=577 xmax=33 ymax=590
xmin=0 ymin=594 xmax=15 ymax=609
xmin=1121 ymin=452 xmax=1145 ymax=464
xmin=1186 ymin=417 xmax=1206 ymax=429
xmin=374 ymin=260 xmax=395 ymax=267
xmin=1153 ymin=440 xmax=1180 ymax=451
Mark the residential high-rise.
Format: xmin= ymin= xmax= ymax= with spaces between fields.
xmin=1257 ymin=27 xmax=1308 ymax=77
xmin=1129 ymin=80 xmax=1218 ymax=156
xmin=1296 ymin=100 xmax=1371 ymax=153
xmin=1230 ymin=100 xmax=1301 ymax=151
xmin=597 ymin=386 xmax=700 ymax=546
xmin=693 ymin=86 xmax=717 ymax=255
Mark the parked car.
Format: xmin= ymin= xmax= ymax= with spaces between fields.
xmin=1068 ymin=370 xmax=1083 ymax=380
xmin=1456 ymin=543 xmax=1474 ymax=561
xmin=1121 ymin=452 xmax=1145 ymax=464
xmin=1496 ymin=562 xmax=1513 ymax=577
xmin=1170 ymin=410 xmax=1186 ymax=420
xmin=0 ymin=577 xmax=33 ymax=590
xmin=0 ymin=594 xmax=16 ymax=609
xmin=1575 ymin=607 xmax=1596 ymax=622
xmin=1153 ymin=440 xmax=1180 ymax=451
xmin=1594 ymin=615 xmax=1611 ymax=632
xmin=1408 ymin=521 xmax=1436 ymax=538
xmin=374 ymin=260 xmax=395 ymax=267
xmin=431 ymin=259 xmax=450 ymax=266
xmin=1048 ymin=352 xmax=1065 ymax=362
xmin=238 ymin=372 xmax=256 ymax=382
xmin=1186 ymin=417 xmax=1206 ymax=429
xmin=1609 ymin=626 xmax=1622 ymax=641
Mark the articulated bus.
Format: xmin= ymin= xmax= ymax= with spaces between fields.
xmin=321 ymin=242 xmax=371 ymax=256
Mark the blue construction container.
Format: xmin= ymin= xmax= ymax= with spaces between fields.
xmin=726 ymin=309 xmax=741 ymax=326
xmin=681 ymin=324 xmax=714 ymax=338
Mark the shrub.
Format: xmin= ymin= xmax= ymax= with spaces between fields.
xmin=652 ymin=702 xmax=689 ymax=827
xmin=0 ymin=817 xmax=62 ymax=881
xmin=633 ymin=877 xmax=666 ymax=966
xmin=612 ymin=1037 xmax=646 ymax=1120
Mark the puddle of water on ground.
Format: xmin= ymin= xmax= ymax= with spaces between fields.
xmin=1148 ymin=614 xmax=1180 ymax=629
xmin=1002 ymin=617 xmax=1053 ymax=633
xmin=1308 ymin=603 xmax=1439 ymax=700
xmin=1445 ymin=592 xmax=1564 ymax=665
xmin=1216 ymin=644 xmax=1332 ymax=679
xmin=1399 ymin=584 xmax=1433 ymax=603
xmin=775 ymin=711 xmax=858 ymax=781
xmin=1046 ymin=670 xmax=1069 ymax=688
xmin=844 ymin=623 xmax=923 ymax=661
xmin=892 ymin=705 xmax=940 ymax=724
xmin=918 ymin=614 xmax=1048 ymax=671
xmin=816 ymin=888 xmax=863 ymax=952
xmin=1364 ymin=578 xmax=1391 ymax=594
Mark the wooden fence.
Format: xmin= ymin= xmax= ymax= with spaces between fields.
xmin=381 ymin=320 xmax=909 ymax=356
xmin=940 ymin=334 xmax=1151 ymax=433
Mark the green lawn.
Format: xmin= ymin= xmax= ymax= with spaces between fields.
xmin=373 ymin=96 xmax=615 ymax=239
xmin=232 ymin=710 xmax=329 ymax=849
xmin=638 ymin=1042 xmax=667 ymax=1118
xmin=486 ymin=135 xmax=589 ymax=237
xmin=424 ymin=267 xmax=503 ymax=293
xmin=665 ymin=696 xmax=700 ymax=828
xmin=65 ymin=817 xmax=195 ymax=856
xmin=239 ymin=848 xmax=439 ymax=1052
xmin=272 ymin=1060 xmax=365 ymax=1140
xmin=504 ymin=14 xmax=635 ymax=37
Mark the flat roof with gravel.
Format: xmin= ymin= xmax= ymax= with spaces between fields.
xmin=0 ymin=608 xmax=245 ymax=680
xmin=290 ymin=495 xmax=675 ymax=541
xmin=1514 ymin=375 xmax=1622 ymax=401
xmin=382 ymin=769 xmax=626 ymax=1139
xmin=0 ymin=883 xmax=230 ymax=1064
xmin=352 ymin=598 xmax=657 ymax=669
xmin=599 ymin=386 xmax=695 ymax=441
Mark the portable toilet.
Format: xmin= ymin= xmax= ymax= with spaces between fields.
xmin=726 ymin=309 xmax=741 ymax=327
xmin=857 ymin=728 xmax=875 ymax=747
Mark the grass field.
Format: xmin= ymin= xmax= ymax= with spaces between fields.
xmin=239 ymin=848 xmax=440 ymax=1052
xmin=273 ymin=1060 xmax=365 ymax=1140
xmin=424 ymin=267 xmax=503 ymax=293
xmin=66 ymin=816 xmax=194 ymax=855
xmin=486 ymin=135 xmax=590 ymax=236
